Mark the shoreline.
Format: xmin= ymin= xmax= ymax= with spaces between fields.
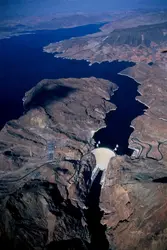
xmin=118 ymin=71 xmax=150 ymax=109
xmin=43 ymin=48 xmax=135 ymax=68
xmin=0 ymin=21 xmax=106 ymax=41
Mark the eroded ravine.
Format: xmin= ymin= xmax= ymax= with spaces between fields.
xmin=86 ymin=171 xmax=109 ymax=250
xmin=0 ymin=24 xmax=150 ymax=249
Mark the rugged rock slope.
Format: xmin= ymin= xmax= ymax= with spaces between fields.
xmin=1 ymin=72 xmax=167 ymax=250
xmin=0 ymin=77 xmax=116 ymax=249
xmin=100 ymin=155 xmax=167 ymax=250
xmin=44 ymin=18 xmax=167 ymax=68
xmin=98 ymin=63 xmax=167 ymax=250
xmin=120 ymin=63 xmax=167 ymax=162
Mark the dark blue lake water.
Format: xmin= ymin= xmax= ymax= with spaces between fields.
xmin=0 ymin=23 xmax=147 ymax=155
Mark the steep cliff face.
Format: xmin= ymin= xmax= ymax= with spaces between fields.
xmin=100 ymin=155 xmax=167 ymax=250
xmin=44 ymin=20 xmax=167 ymax=68
xmin=0 ymin=77 xmax=116 ymax=249
xmin=120 ymin=63 xmax=167 ymax=162
xmin=99 ymin=63 xmax=167 ymax=250
xmin=1 ymin=73 xmax=167 ymax=250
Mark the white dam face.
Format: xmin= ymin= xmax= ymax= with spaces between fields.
xmin=91 ymin=147 xmax=116 ymax=186
xmin=92 ymin=147 xmax=115 ymax=171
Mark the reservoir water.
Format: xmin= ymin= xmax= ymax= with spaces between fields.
xmin=0 ymin=23 xmax=147 ymax=155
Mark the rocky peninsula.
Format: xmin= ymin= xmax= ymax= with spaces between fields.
xmin=0 ymin=77 xmax=116 ymax=249
xmin=120 ymin=63 xmax=167 ymax=162
xmin=43 ymin=12 xmax=167 ymax=70
xmin=0 ymin=71 xmax=167 ymax=249
xmin=1 ymin=9 xmax=167 ymax=250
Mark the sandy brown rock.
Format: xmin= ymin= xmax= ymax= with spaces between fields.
xmin=44 ymin=19 xmax=167 ymax=69
xmin=120 ymin=63 xmax=167 ymax=162
xmin=100 ymin=155 xmax=167 ymax=250
xmin=0 ymin=77 xmax=116 ymax=249
xmin=1 ymin=67 xmax=167 ymax=250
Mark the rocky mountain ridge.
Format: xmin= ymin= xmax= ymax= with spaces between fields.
xmin=1 ymin=71 xmax=167 ymax=249
xmin=0 ymin=77 xmax=116 ymax=249
xmin=44 ymin=18 xmax=167 ymax=69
